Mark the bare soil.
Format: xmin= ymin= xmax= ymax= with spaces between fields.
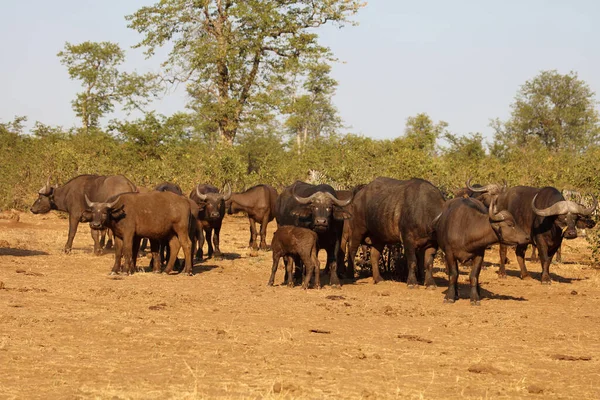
xmin=1 ymin=212 xmax=600 ymax=399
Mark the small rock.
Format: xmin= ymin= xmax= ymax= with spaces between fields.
xmin=571 ymin=290 xmax=578 ymax=295
xmin=272 ymin=382 xmax=282 ymax=393
xmin=527 ymin=384 xmax=544 ymax=394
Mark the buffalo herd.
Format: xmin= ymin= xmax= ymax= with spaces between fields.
xmin=29 ymin=174 xmax=597 ymax=305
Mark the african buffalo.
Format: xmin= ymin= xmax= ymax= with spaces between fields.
xmin=433 ymin=197 xmax=529 ymax=304
xmin=345 ymin=177 xmax=445 ymax=287
xmin=154 ymin=182 xmax=183 ymax=195
xmin=495 ymin=186 xmax=596 ymax=283
xmin=190 ymin=183 xmax=231 ymax=260
xmin=84 ymin=191 xmax=195 ymax=275
xmin=30 ymin=174 xmax=136 ymax=254
xmin=225 ymin=184 xmax=278 ymax=250
xmin=268 ymin=226 xmax=320 ymax=289
xmin=275 ymin=181 xmax=353 ymax=287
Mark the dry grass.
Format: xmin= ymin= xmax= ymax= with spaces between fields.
xmin=1 ymin=212 xmax=600 ymax=399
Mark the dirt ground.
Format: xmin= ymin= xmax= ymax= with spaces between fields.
xmin=1 ymin=211 xmax=600 ymax=399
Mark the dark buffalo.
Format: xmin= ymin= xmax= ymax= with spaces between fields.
xmin=433 ymin=197 xmax=529 ymax=304
xmin=30 ymin=174 xmax=136 ymax=255
xmin=225 ymin=184 xmax=278 ymax=250
xmin=345 ymin=177 xmax=445 ymax=287
xmin=154 ymin=182 xmax=184 ymax=195
xmin=275 ymin=181 xmax=353 ymax=287
xmin=495 ymin=186 xmax=596 ymax=283
xmin=84 ymin=191 xmax=195 ymax=275
xmin=268 ymin=226 xmax=320 ymax=289
xmin=190 ymin=183 xmax=232 ymax=260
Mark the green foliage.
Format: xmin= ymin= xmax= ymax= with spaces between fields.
xmin=494 ymin=70 xmax=600 ymax=152
xmin=126 ymin=0 xmax=364 ymax=143
xmin=57 ymin=41 xmax=159 ymax=133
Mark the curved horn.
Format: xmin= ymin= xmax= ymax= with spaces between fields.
xmin=195 ymin=185 xmax=208 ymax=201
xmin=222 ymin=183 xmax=232 ymax=201
xmin=106 ymin=195 xmax=121 ymax=209
xmin=488 ymin=197 xmax=505 ymax=222
xmin=466 ymin=177 xmax=488 ymax=193
xmin=85 ymin=194 xmax=95 ymax=208
xmin=292 ymin=183 xmax=318 ymax=205
xmin=531 ymin=194 xmax=569 ymax=217
xmin=324 ymin=191 xmax=353 ymax=207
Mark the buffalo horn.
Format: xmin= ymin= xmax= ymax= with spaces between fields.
xmin=466 ymin=177 xmax=505 ymax=194
xmin=488 ymin=197 xmax=505 ymax=222
xmin=222 ymin=183 xmax=232 ymax=201
xmin=531 ymin=194 xmax=569 ymax=217
xmin=292 ymin=184 xmax=319 ymax=205
xmin=324 ymin=191 xmax=353 ymax=207
xmin=195 ymin=185 xmax=208 ymax=201
xmin=106 ymin=196 xmax=121 ymax=209
xmin=85 ymin=194 xmax=95 ymax=208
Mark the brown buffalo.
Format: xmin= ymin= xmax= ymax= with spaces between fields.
xmin=30 ymin=174 xmax=136 ymax=255
xmin=190 ymin=183 xmax=232 ymax=260
xmin=226 ymin=184 xmax=278 ymax=250
xmin=268 ymin=226 xmax=320 ymax=289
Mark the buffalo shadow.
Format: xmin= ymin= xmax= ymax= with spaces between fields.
xmin=501 ymin=268 xmax=584 ymax=284
xmin=0 ymin=247 xmax=49 ymax=257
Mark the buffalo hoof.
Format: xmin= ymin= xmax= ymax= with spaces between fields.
xmin=372 ymin=276 xmax=383 ymax=284
xmin=267 ymin=281 xmax=274 ymax=286
xmin=287 ymin=282 xmax=294 ymax=288
xmin=443 ymin=298 xmax=455 ymax=304
xmin=425 ymin=284 xmax=437 ymax=290
xmin=167 ymin=270 xmax=178 ymax=275
xmin=109 ymin=271 xmax=118 ymax=276
xmin=330 ymin=284 xmax=341 ymax=290
xmin=407 ymin=284 xmax=417 ymax=289
xmin=470 ymin=300 xmax=481 ymax=306
xmin=63 ymin=248 xmax=72 ymax=255
xmin=541 ymin=280 xmax=552 ymax=285
xmin=497 ymin=273 xmax=507 ymax=279
xmin=521 ymin=273 xmax=532 ymax=280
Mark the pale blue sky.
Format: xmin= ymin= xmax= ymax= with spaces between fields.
xmin=1 ymin=0 xmax=599 ymax=141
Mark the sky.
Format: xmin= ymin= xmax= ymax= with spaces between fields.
xmin=1 ymin=0 xmax=599 ymax=142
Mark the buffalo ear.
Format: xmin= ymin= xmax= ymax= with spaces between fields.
xmin=110 ymin=205 xmax=126 ymax=219
xmin=80 ymin=211 xmax=92 ymax=223
xmin=291 ymin=207 xmax=312 ymax=218
xmin=333 ymin=207 xmax=352 ymax=220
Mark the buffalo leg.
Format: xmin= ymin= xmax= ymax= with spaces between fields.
xmin=469 ymin=252 xmax=484 ymax=305
xmin=404 ymin=241 xmax=419 ymax=288
xmin=105 ymin=229 xmax=113 ymax=250
xmin=498 ymin=245 xmax=508 ymax=278
xmin=195 ymin=227 xmax=205 ymax=261
xmin=212 ymin=221 xmax=223 ymax=258
xmin=131 ymin=237 xmax=141 ymax=273
xmin=268 ymin=254 xmax=281 ymax=286
xmin=248 ymin=217 xmax=258 ymax=249
xmin=369 ymin=243 xmax=384 ymax=284
xmin=538 ymin=239 xmax=560 ymax=284
xmin=205 ymin=228 xmax=214 ymax=258
xmin=444 ymin=252 xmax=459 ymax=303
xmin=313 ymin=255 xmax=321 ymax=289
xmin=91 ymin=229 xmax=103 ymax=256
xmin=259 ymin=215 xmax=270 ymax=250
xmin=286 ymin=256 xmax=295 ymax=287
xmin=530 ymin=245 xmax=538 ymax=262
xmin=179 ymin=233 xmax=193 ymax=276
xmin=301 ymin=255 xmax=314 ymax=290
xmin=150 ymin=239 xmax=161 ymax=273
xmin=515 ymin=244 xmax=530 ymax=279
xmin=423 ymin=247 xmax=437 ymax=289
xmin=555 ymin=246 xmax=562 ymax=263
xmin=328 ymin=240 xmax=342 ymax=287
xmin=64 ymin=213 xmax=81 ymax=254
xmin=121 ymin=234 xmax=135 ymax=275
xmin=110 ymin=237 xmax=124 ymax=275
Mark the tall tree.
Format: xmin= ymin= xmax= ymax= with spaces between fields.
xmin=58 ymin=41 xmax=159 ymax=134
xmin=126 ymin=0 xmax=364 ymax=144
xmin=284 ymin=62 xmax=341 ymax=152
xmin=493 ymin=70 xmax=600 ymax=152
xmin=403 ymin=113 xmax=448 ymax=156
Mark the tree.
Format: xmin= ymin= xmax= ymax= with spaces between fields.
xmin=403 ymin=113 xmax=448 ymax=156
xmin=493 ymin=70 xmax=600 ymax=152
xmin=58 ymin=41 xmax=159 ymax=134
xmin=126 ymin=0 xmax=364 ymax=144
xmin=283 ymin=62 xmax=341 ymax=152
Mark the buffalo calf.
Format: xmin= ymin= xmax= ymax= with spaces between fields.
xmin=268 ymin=226 xmax=320 ymax=289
